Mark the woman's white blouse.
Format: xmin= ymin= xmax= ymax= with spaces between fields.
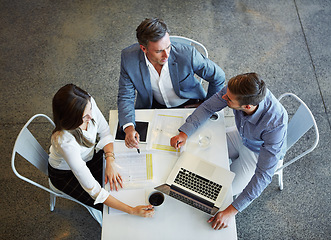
xmin=49 ymin=97 xmax=114 ymax=205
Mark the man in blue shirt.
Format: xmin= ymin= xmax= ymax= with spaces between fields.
xmin=170 ymin=73 xmax=288 ymax=230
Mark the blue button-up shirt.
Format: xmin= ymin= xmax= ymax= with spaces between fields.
xmin=179 ymin=87 xmax=288 ymax=212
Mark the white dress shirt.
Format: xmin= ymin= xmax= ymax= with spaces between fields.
xmin=145 ymin=54 xmax=188 ymax=107
xmin=49 ymin=97 xmax=114 ymax=205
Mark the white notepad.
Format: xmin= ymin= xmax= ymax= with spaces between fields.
xmin=147 ymin=110 xmax=186 ymax=154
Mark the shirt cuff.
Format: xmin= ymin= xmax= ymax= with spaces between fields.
xmin=179 ymin=123 xmax=195 ymax=138
xmin=94 ymin=188 xmax=110 ymax=205
xmin=95 ymin=135 xmax=114 ymax=151
xmin=123 ymin=122 xmax=134 ymax=130
xmin=231 ymin=192 xmax=252 ymax=212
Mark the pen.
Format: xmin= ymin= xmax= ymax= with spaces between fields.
xmin=135 ymin=135 xmax=140 ymax=153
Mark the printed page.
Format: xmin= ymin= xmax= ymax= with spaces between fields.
xmin=115 ymin=151 xmax=153 ymax=184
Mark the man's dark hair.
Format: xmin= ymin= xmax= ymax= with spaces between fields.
xmin=136 ymin=18 xmax=169 ymax=47
xmin=228 ymin=72 xmax=266 ymax=106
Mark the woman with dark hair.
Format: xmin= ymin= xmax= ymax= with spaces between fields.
xmin=48 ymin=84 xmax=154 ymax=217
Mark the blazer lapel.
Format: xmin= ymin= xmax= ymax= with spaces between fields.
xmin=169 ymin=51 xmax=180 ymax=96
xmin=139 ymin=52 xmax=153 ymax=104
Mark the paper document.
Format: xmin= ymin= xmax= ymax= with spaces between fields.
xmin=115 ymin=152 xmax=153 ymax=184
xmin=108 ymin=188 xmax=146 ymax=215
xmin=147 ymin=110 xmax=186 ymax=154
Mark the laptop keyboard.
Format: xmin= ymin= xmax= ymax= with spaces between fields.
xmin=170 ymin=191 xmax=212 ymax=214
xmin=174 ymin=168 xmax=222 ymax=201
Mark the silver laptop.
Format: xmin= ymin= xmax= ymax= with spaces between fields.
xmin=155 ymin=151 xmax=235 ymax=215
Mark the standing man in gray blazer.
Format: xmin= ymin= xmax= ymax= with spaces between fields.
xmin=118 ymin=18 xmax=225 ymax=149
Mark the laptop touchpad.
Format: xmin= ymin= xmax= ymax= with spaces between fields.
xmin=197 ymin=161 xmax=215 ymax=177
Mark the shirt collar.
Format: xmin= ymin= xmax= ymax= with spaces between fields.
xmin=144 ymin=53 xmax=169 ymax=70
xmin=144 ymin=53 xmax=153 ymax=67
xmin=244 ymin=89 xmax=269 ymax=124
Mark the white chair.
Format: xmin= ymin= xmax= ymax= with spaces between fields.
xmin=170 ymin=36 xmax=209 ymax=84
xmin=170 ymin=35 xmax=208 ymax=58
xmin=11 ymin=114 xmax=102 ymax=226
xmin=274 ymin=93 xmax=319 ymax=190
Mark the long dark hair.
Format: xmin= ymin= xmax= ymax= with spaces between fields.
xmin=52 ymin=84 xmax=94 ymax=147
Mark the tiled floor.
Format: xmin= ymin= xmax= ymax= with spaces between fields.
xmin=1 ymin=0 xmax=330 ymax=239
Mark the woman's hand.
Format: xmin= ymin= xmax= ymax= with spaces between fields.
xmin=104 ymin=196 xmax=154 ymax=218
xmin=105 ymin=162 xmax=123 ymax=191
xmin=131 ymin=205 xmax=155 ymax=218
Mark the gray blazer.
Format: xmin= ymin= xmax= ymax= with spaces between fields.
xmin=117 ymin=42 xmax=225 ymax=128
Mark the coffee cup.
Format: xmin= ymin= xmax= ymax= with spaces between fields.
xmin=148 ymin=191 xmax=165 ymax=207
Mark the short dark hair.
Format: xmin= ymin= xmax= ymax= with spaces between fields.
xmin=136 ymin=18 xmax=169 ymax=47
xmin=228 ymin=72 xmax=266 ymax=106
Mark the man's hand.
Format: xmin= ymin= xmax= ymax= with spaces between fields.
xmin=124 ymin=125 xmax=140 ymax=149
xmin=207 ymin=204 xmax=238 ymax=230
xmin=170 ymin=132 xmax=188 ymax=149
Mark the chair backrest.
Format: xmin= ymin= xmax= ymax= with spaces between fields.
xmin=276 ymin=93 xmax=319 ymax=171
xmin=11 ymin=114 xmax=55 ymax=188
xmin=170 ymin=35 xmax=208 ymax=58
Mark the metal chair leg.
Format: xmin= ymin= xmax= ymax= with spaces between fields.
xmin=278 ymin=169 xmax=283 ymax=191
xmin=50 ymin=192 xmax=56 ymax=211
